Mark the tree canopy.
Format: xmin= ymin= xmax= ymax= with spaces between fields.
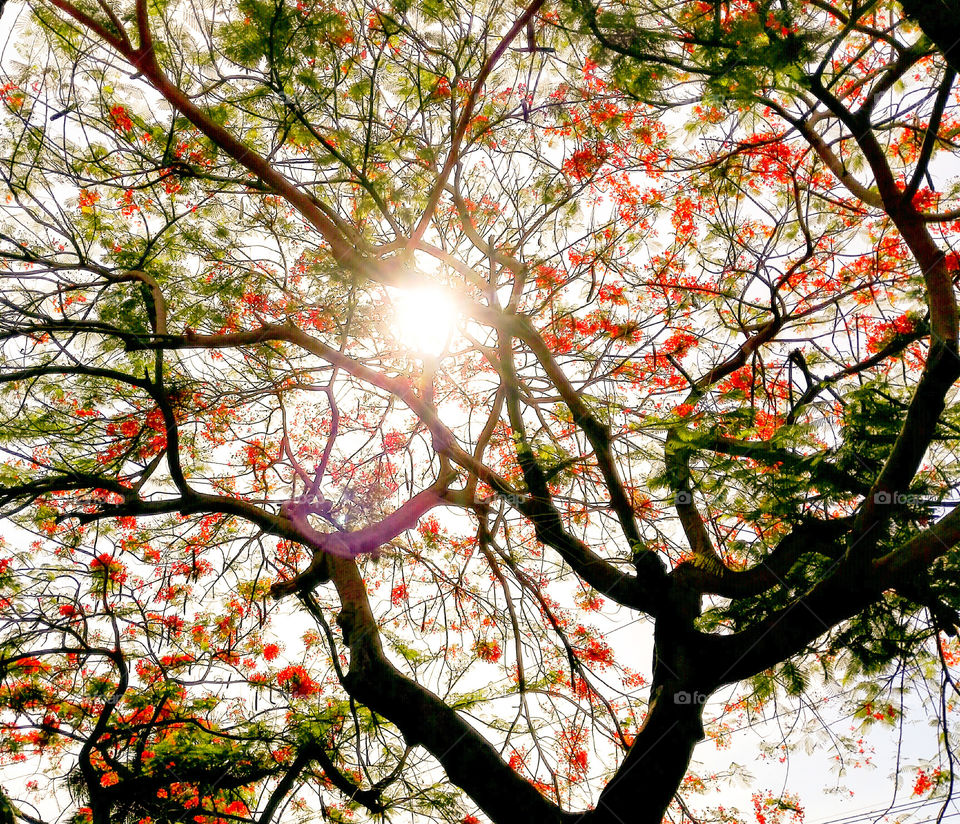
xmin=1 ymin=1 xmax=960 ymax=823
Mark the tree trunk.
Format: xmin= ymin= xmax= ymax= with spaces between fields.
xmin=588 ymin=682 xmax=705 ymax=824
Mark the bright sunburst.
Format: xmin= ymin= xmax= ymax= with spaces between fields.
xmin=392 ymin=288 xmax=456 ymax=356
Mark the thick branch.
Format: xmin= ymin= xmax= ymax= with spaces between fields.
xmin=151 ymin=323 xmax=653 ymax=606
xmin=902 ymin=68 xmax=956 ymax=204
xmin=585 ymin=685 xmax=704 ymax=824
xmin=498 ymin=318 xmax=659 ymax=610
xmin=515 ymin=317 xmax=660 ymax=571
xmin=899 ymin=0 xmax=960 ymax=76
xmin=326 ymin=556 xmax=577 ymax=824
xmin=270 ymin=477 xmax=453 ymax=595
xmin=705 ymin=435 xmax=871 ymax=496
xmin=673 ymin=517 xmax=851 ymax=598
xmin=706 ymin=505 xmax=960 ymax=687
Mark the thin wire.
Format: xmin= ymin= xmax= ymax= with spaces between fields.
xmin=810 ymin=798 xmax=959 ymax=824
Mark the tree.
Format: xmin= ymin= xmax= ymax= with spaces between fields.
xmin=1 ymin=0 xmax=959 ymax=822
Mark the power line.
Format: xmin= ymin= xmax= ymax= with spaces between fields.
xmin=885 ymin=812 xmax=960 ymax=824
xmin=810 ymin=796 xmax=959 ymax=824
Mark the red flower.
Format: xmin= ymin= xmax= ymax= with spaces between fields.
xmin=223 ymin=801 xmax=249 ymax=815
xmin=473 ymin=639 xmax=502 ymax=663
xmin=110 ymin=105 xmax=134 ymax=132
xmin=567 ymin=748 xmax=588 ymax=780
xmin=78 ymin=190 xmax=100 ymax=212
xmin=90 ymin=553 xmax=127 ymax=583
xmin=563 ymin=144 xmax=609 ymax=180
xmin=276 ymin=665 xmax=319 ymax=697
xmin=913 ymin=769 xmax=940 ymax=796
xmin=13 ymin=657 xmax=47 ymax=675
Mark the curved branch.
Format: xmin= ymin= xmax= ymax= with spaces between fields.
xmin=706 ymin=505 xmax=960 ymax=687
xmin=673 ymin=516 xmax=851 ymax=598
xmin=407 ymin=0 xmax=546 ymax=250
xmin=325 ymin=555 xmax=577 ymax=824
xmin=902 ymin=67 xmax=957 ymax=205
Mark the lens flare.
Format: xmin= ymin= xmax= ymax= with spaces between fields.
xmin=392 ymin=288 xmax=456 ymax=356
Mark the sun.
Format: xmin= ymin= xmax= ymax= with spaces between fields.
xmin=392 ymin=288 xmax=456 ymax=356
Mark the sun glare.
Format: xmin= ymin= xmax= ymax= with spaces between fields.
xmin=392 ymin=288 xmax=456 ymax=356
